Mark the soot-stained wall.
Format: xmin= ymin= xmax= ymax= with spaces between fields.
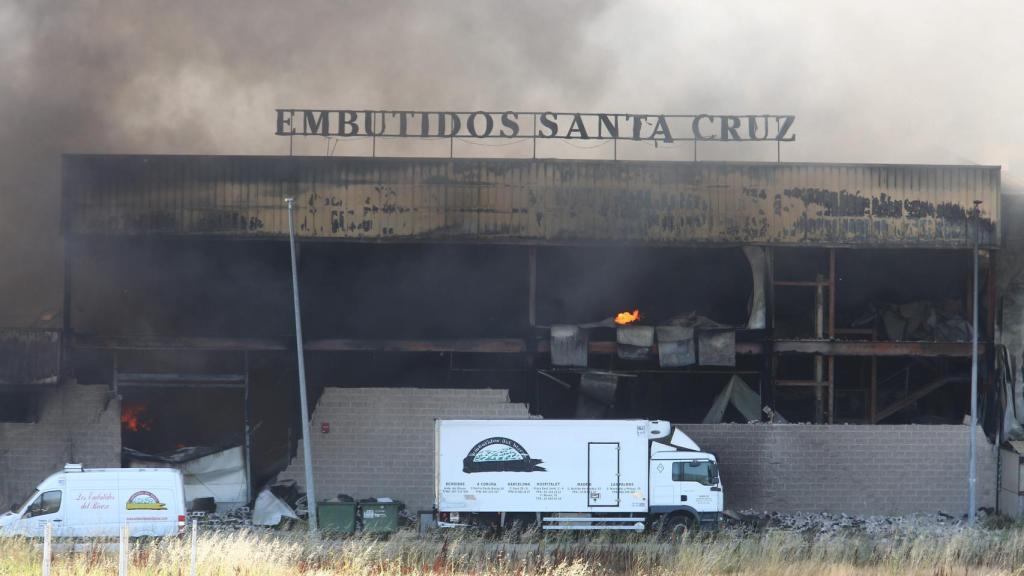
xmin=64 ymin=156 xmax=1001 ymax=248
xmin=0 ymin=383 xmax=120 ymax=510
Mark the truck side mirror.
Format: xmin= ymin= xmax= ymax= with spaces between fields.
xmin=8 ymin=504 xmax=16 ymax=513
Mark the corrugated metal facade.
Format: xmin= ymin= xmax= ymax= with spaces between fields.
xmin=0 ymin=329 xmax=60 ymax=387
xmin=62 ymin=155 xmax=1000 ymax=247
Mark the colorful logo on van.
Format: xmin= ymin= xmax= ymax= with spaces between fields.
xmin=126 ymin=491 xmax=167 ymax=511
xmin=463 ymin=437 xmax=545 ymax=473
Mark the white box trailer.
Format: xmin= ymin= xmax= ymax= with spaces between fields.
xmin=435 ymin=420 xmax=722 ymax=532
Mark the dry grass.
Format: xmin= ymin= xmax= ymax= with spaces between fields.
xmin=3 ymin=527 xmax=1024 ymax=576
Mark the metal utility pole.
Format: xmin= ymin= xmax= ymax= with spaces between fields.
xmin=968 ymin=200 xmax=982 ymax=526
xmin=286 ymin=197 xmax=318 ymax=533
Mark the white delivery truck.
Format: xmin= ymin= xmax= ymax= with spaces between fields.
xmin=0 ymin=464 xmax=187 ymax=538
xmin=435 ymin=420 xmax=722 ymax=533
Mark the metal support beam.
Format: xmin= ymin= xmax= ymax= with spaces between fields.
xmin=114 ymin=373 xmax=246 ymax=384
xmin=306 ymin=338 xmax=528 ymax=353
xmin=969 ymin=229 xmax=980 ymax=525
xmin=869 ymin=357 xmax=878 ymax=423
xmin=112 ymin=352 xmax=119 ymax=398
xmin=771 ymin=280 xmax=830 ymax=287
xmin=73 ymin=334 xmax=981 ymax=359
xmin=535 ymin=340 xmax=764 ymax=355
xmin=528 ymin=246 xmax=537 ymax=327
xmin=72 ymin=335 xmax=288 ymax=351
xmin=773 ymin=340 xmax=978 ymax=357
xmin=828 ymin=249 xmax=836 ymax=339
xmin=828 ymin=249 xmax=836 ymax=423
xmin=61 ymin=235 xmax=73 ymax=384
xmin=776 ymin=379 xmax=830 ymax=387
xmin=814 ymin=273 xmax=825 ymax=423
xmin=984 ymin=250 xmax=996 ymax=396
xmin=243 ymin=351 xmax=253 ymax=505
xmin=767 ymin=247 xmax=777 ymax=415
xmin=874 ymin=376 xmax=969 ymax=423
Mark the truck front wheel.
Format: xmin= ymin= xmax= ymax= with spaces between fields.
xmin=658 ymin=513 xmax=695 ymax=538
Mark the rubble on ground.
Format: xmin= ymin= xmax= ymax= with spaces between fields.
xmin=725 ymin=509 xmax=995 ymax=537
xmin=189 ymin=506 xmax=254 ymax=530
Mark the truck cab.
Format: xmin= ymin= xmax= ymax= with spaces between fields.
xmin=648 ymin=446 xmax=722 ymax=531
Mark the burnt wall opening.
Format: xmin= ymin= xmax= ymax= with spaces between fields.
xmin=120 ymin=387 xmax=245 ymax=456
xmin=93 ymin=350 xmax=300 ymax=498
xmin=836 ymin=249 xmax=975 ymax=333
xmin=299 ymin=243 xmax=529 ymax=339
xmin=0 ymin=391 xmax=38 ymax=422
xmin=69 ymin=237 xmax=292 ymax=338
xmin=115 ymin=351 xmax=249 ymax=463
xmin=63 ymin=235 xmax=989 ymax=466
xmin=536 ymin=246 xmax=753 ymax=327
xmin=68 ymin=238 xmax=756 ymax=341
xmin=771 ymin=247 xmax=983 ymax=424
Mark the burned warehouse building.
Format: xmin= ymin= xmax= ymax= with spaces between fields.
xmin=4 ymin=149 xmax=1023 ymax=519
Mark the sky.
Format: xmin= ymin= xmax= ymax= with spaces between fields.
xmin=1 ymin=0 xmax=1022 ymax=326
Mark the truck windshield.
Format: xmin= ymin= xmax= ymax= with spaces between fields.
xmin=672 ymin=460 xmax=718 ymax=486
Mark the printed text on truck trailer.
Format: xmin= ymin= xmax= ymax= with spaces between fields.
xmin=434 ymin=420 xmax=723 ymax=532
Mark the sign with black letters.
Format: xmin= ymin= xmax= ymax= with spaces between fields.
xmin=276 ymin=109 xmax=795 ymax=143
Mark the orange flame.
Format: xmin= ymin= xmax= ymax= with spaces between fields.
xmin=121 ymin=404 xmax=152 ymax=432
xmin=614 ymin=309 xmax=641 ymax=325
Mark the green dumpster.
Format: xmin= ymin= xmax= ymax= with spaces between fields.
xmin=359 ymin=501 xmax=401 ymax=534
xmin=318 ymin=501 xmax=357 ymax=534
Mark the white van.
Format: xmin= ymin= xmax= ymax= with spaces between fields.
xmin=0 ymin=464 xmax=187 ymax=538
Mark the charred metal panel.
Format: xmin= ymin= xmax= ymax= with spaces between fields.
xmin=0 ymin=329 xmax=60 ymax=387
xmin=698 ymin=330 xmax=736 ymax=367
xmin=550 ymin=325 xmax=588 ymax=367
xmin=656 ymin=325 xmax=695 ymax=367
xmin=616 ymin=325 xmax=654 ymax=360
xmin=63 ymin=156 xmax=1000 ymax=247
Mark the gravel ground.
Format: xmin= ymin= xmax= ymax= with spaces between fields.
xmin=725 ymin=509 xmax=995 ymax=537
xmin=190 ymin=504 xmax=1006 ymax=538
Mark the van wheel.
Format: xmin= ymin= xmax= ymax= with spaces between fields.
xmin=659 ymin=514 xmax=695 ymax=539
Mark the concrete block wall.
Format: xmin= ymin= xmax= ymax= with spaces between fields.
xmin=278 ymin=388 xmax=534 ymax=513
xmin=0 ymin=383 xmax=120 ymax=510
xmin=0 ymin=384 xmax=995 ymax=517
xmin=678 ymin=424 xmax=997 ymax=515
xmin=280 ymin=389 xmax=996 ymax=516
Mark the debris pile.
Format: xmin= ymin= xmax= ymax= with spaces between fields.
xmin=726 ymin=510 xmax=993 ymax=537
xmin=189 ymin=506 xmax=252 ymax=530
xmin=252 ymin=484 xmax=302 ymax=527
xmin=854 ymin=300 xmax=971 ymax=341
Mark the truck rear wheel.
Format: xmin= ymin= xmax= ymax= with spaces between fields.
xmin=503 ymin=512 xmax=538 ymax=533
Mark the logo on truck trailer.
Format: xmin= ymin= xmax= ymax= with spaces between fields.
xmin=463 ymin=437 xmax=546 ymax=473
xmin=125 ymin=491 xmax=167 ymax=511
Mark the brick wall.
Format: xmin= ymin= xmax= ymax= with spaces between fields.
xmin=3 ymin=384 xmax=993 ymax=517
xmin=279 ymin=390 xmax=997 ymax=517
xmin=278 ymin=388 xmax=534 ymax=513
xmin=0 ymin=383 xmax=120 ymax=510
xmin=678 ymin=424 xmax=997 ymax=515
